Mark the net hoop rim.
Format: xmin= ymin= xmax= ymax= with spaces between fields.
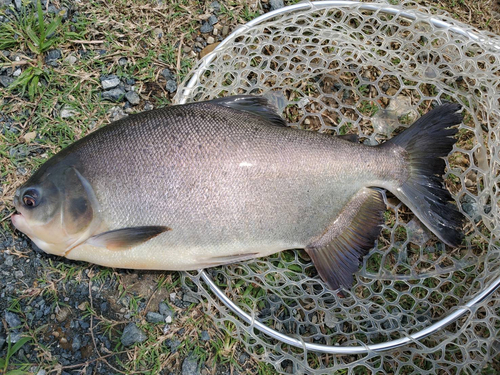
xmin=175 ymin=1 xmax=500 ymax=356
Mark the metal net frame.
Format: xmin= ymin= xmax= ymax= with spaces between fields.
xmin=174 ymin=1 xmax=500 ymax=373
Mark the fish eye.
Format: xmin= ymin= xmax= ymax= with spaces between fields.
xmin=22 ymin=189 xmax=39 ymax=208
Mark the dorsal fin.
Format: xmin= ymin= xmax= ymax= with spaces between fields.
xmin=207 ymin=95 xmax=287 ymax=127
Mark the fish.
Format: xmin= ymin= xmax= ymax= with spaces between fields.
xmin=11 ymin=95 xmax=464 ymax=291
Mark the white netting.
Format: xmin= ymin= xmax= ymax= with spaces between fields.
xmin=174 ymin=1 xmax=500 ymax=373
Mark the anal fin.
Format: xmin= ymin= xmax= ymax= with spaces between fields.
xmin=305 ymin=188 xmax=385 ymax=291
xmin=201 ymin=252 xmax=259 ymax=267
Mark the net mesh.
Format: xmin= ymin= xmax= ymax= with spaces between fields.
xmin=174 ymin=1 xmax=500 ymax=373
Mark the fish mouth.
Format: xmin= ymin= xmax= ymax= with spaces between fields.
xmin=11 ymin=212 xmax=32 ymax=237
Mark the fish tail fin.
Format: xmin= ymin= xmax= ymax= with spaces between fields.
xmin=381 ymin=103 xmax=465 ymax=246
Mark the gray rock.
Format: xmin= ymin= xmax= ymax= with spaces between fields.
xmin=118 ymin=57 xmax=128 ymax=66
xmin=200 ymin=330 xmax=210 ymax=341
xmin=208 ymin=15 xmax=218 ymax=26
xmin=60 ymin=106 xmax=77 ymax=118
xmin=182 ymin=353 xmax=200 ymax=375
xmin=165 ymin=80 xmax=177 ymax=93
xmin=269 ymin=0 xmax=284 ymax=11
xmin=64 ymin=55 xmax=77 ymax=65
xmin=102 ymin=88 xmax=125 ymax=102
xmin=161 ymin=68 xmax=175 ymax=81
xmin=144 ymin=102 xmax=154 ymax=111
xmin=72 ymin=334 xmax=81 ymax=351
xmin=7 ymin=331 xmax=22 ymax=343
xmin=125 ymin=91 xmax=140 ymax=105
xmin=100 ymin=74 xmax=121 ymax=90
xmin=12 ymin=68 xmax=21 ymax=77
xmin=200 ymin=21 xmax=213 ymax=34
xmin=14 ymin=270 xmax=23 ymax=279
xmin=0 ymin=335 xmax=5 ymax=351
xmin=5 ymin=256 xmax=13 ymax=267
xmin=14 ymin=0 xmax=21 ymax=10
xmin=210 ymin=1 xmax=220 ymax=12
xmin=182 ymin=292 xmax=199 ymax=304
xmin=206 ymin=36 xmax=215 ymax=44
xmin=238 ymin=352 xmax=249 ymax=364
xmin=0 ymin=76 xmax=14 ymax=88
xmin=108 ymin=106 xmax=128 ymax=122
xmin=159 ymin=303 xmax=174 ymax=319
xmin=146 ymin=312 xmax=164 ymax=323
xmin=5 ymin=311 xmax=21 ymax=328
xmin=45 ymin=49 xmax=62 ymax=62
xmin=121 ymin=323 xmax=147 ymax=347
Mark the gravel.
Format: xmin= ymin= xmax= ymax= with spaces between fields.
xmin=269 ymin=0 xmax=285 ymax=11
xmin=102 ymin=87 xmax=125 ymax=101
xmin=146 ymin=312 xmax=164 ymax=323
xmin=165 ymin=79 xmax=177 ymax=93
xmin=100 ymin=74 xmax=121 ymax=90
xmin=200 ymin=20 xmax=213 ymax=34
xmin=5 ymin=311 xmax=21 ymax=328
xmin=182 ymin=353 xmax=201 ymax=375
xmin=0 ymin=75 xmax=14 ymax=87
xmin=125 ymin=90 xmax=140 ymax=105
xmin=120 ymin=323 xmax=147 ymax=347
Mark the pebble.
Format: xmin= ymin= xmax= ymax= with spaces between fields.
xmin=208 ymin=15 xmax=218 ymax=25
xmin=12 ymin=68 xmax=21 ymax=77
xmin=165 ymin=80 xmax=177 ymax=93
xmin=183 ymin=46 xmax=192 ymax=53
xmin=100 ymin=74 xmax=121 ymax=90
xmin=200 ymin=330 xmax=210 ymax=341
xmin=222 ymin=25 xmax=229 ymax=37
xmin=169 ymin=292 xmax=176 ymax=302
xmin=209 ymin=1 xmax=220 ymax=12
xmin=200 ymin=21 xmax=213 ymax=34
xmin=14 ymin=270 xmax=23 ymax=279
xmin=56 ymin=307 xmax=71 ymax=323
xmin=207 ymin=36 xmax=215 ymax=44
xmin=121 ymin=323 xmax=147 ymax=347
xmin=269 ymin=0 xmax=284 ymax=11
xmin=125 ymin=91 xmax=140 ymax=105
xmin=102 ymin=88 xmax=125 ymax=102
xmin=165 ymin=316 xmax=172 ymax=324
xmin=72 ymin=335 xmax=81 ymax=351
xmin=0 ymin=76 xmax=14 ymax=88
xmin=238 ymin=352 xmax=249 ymax=364
xmin=64 ymin=55 xmax=77 ymax=65
xmin=118 ymin=57 xmax=128 ymax=66
xmin=161 ymin=68 xmax=175 ymax=81
xmin=146 ymin=312 xmax=164 ymax=323
xmin=45 ymin=49 xmax=62 ymax=62
xmin=60 ymin=106 xmax=77 ymax=118
xmin=14 ymin=0 xmax=21 ymax=11
xmin=182 ymin=292 xmax=199 ymax=304
xmin=0 ymin=335 xmax=6 ymax=350
xmin=5 ymin=311 xmax=21 ymax=328
xmin=159 ymin=302 xmax=175 ymax=319
xmin=182 ymin=353 xmax=200 ymax=375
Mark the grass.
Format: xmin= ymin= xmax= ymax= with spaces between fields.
xmin=0 ymin=0 xmax=500 ymax=374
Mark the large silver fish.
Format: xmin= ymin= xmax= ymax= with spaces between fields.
xmin=11 ymin=96 xmax=464 ymax=290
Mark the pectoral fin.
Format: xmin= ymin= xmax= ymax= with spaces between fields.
xmin=306 ymin=188 xmax=385 ymax=291
xmin=86 ymin=226 xmax=171 ymax=251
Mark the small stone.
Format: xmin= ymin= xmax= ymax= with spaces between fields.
xmin=200 ymin=21 xmax=213 ymax=34
xmin=12 ymin=68 xmax=21 ymax=77
xmin=23 ymin=131 xmax=37 ymax=142
xmin=159 ymin=303 xmax=175 ymax=319
xmin=206 ymin=36 xmax=215 ymax=44
xmin=238 ymin=352 xmax=249 ymax=364
xmin=0 ymin=335 xmax=5 ymax=351
xmin=146 ymin=312 xmax=164 ymax=323
xmin=102 ymin=88 xmax=125 ymax=102
xmin=108 ymin=106 xmax=128 ymax=122
xmin=36 ymin=370 xmax=46 ymax=375
xmin=165 ymin=316 xmax=172 ymax=324
xmin=209 ymin=1 xmax=220 ymax=12
xmin=0 ymin=76 xmax=14 ymax=88
xmin=121 ymin=323 xmax=147 ymax=347
xmin=72 ymin=335 xmax=81 ymax=351
xmin=182 ymin=353 xmax=200 ymax=375
xmin=200 ymin=331 xmax=210 ymax=341
xmin=169 ymin=293 xmax=176 ymax=302
xmin=182 ymin=46 xmax=192 ymax=53
xmin=100 ymin=75 xmax=121 ymax=90
xmin=64 ymin=55 xmax=77 ymax=65
xmin=208 ymin=15 xmax=218 ymax=25
xmin=161 ymin=68 xmax=175 ymax=81
xmin=56 ymin=307 xmax=71 ymax=323
xmin=14 ymin=0 xmax=21 ymax=11
xmin=269 ymin=0 xmax=284 ymax=11
xmin=213 ymin=28 xmax=218 ymax=36
xmin=125 ymin=91 xmax=140 ymax=105
xmin=45 ymin=49 xmax=62 ymax=62
xmin=222 ymin=25 xmax=229 ymax=37
xmin=118 ymin=57 xmax=128 ymax=66
xmin=77 ymin=302 xmax=88 ymax=311
xmin=14 ymin=270 xmax=23 ymax=278
xmin=182 ymin=292 xmax=199 ymax=304
xmin=60 ymin=106 xmax=77 ymax=119
xmin=5 ymin=311 xmax=21 ymax=328
xmin=153 ymin=28 xmax=163 ymax=38
xmin=8 ymin=332 xmax=22 ymax=343
xmin=144 ymin=102 xmax=154 ymax=111
xmin=165 ymin=80 xmax=177 ymax=93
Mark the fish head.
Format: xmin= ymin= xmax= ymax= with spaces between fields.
xmin=12 ymin=166 xmax=99 ymax=256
